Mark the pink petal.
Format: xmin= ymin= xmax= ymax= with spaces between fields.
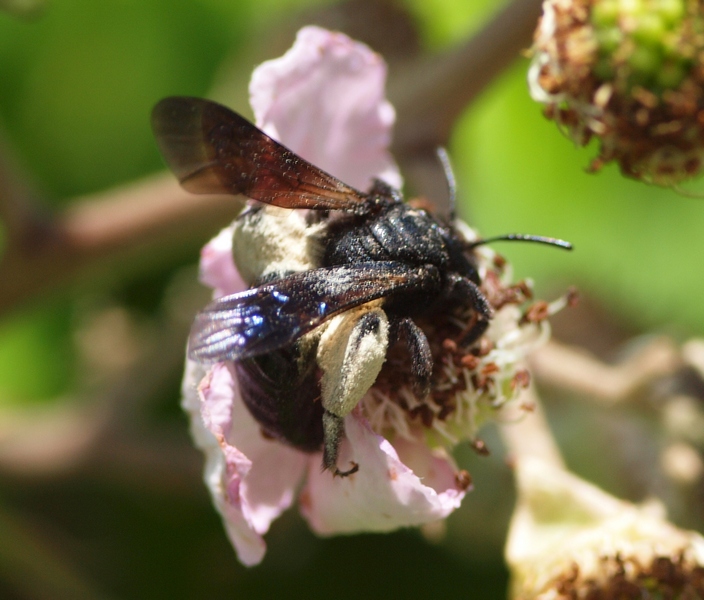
xmin=198 ymin=224 xmax=245 ymax=299
xmin=249 ymin=25 xmax=401 ymax=191
xmin=182 ymin=360 xmax=266 ymax=564
xmin=194 ymin=363 xmax=309 ymax=565
xmin=299 ymin=412 xmax=467 ymax=535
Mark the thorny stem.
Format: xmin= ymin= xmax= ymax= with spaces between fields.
xmin=500 ymin=334 xmax=697 ymax=484
xmin=0 ymin=0 xmax=543 ymax=316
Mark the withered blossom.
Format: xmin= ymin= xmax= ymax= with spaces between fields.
xmin=507 ymin=457 xmax=704 ymax=599
xmin=530 ymin=0 xmax=704 ymax=185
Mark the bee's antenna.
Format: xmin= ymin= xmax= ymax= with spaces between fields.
xmin=468 ymin=234 xmax=573 ymax=251
xmin=436 ymin=147 xmax=456 ymax=221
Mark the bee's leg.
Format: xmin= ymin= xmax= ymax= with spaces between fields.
xmin=461 ymin=318 xmax=489 ymax=347
xmin=397 ymin=317 xmax=433 ymax=398
xmin=446 ymin=274 xmax=493 ymax=346
xmin=317 ymin=306 xmax=389 ymax=477
xmin=322 ymin=410 xmax=358 ymax=477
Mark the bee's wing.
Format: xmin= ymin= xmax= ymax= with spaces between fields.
xmin=151 ymin=96 xmax=368 ymax=211
xmin=188 ymin=262 xmax=437 ymax=363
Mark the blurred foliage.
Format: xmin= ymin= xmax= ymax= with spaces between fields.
xmin=0 ymin=0 xmax=703 ymax=598
xmin=457 ymin=62 xmax=704 ymax=335
xmin=404 ymin=0 xmax=495 ymax=46
xmin=0 ymin=0 xmax=244 ymax=199
xmin=0 ymin=0 xmax=44 ymax=20
xmin=0 ymin=300 xmax=74 ymax=401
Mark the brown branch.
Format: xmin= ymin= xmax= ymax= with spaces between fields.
xmin=390 ymin=0 xmax=544 ymax=202
xmin=0 ymin=128 xmax=45 ymax=241
xmin=0 ymin=301 xmax=203 ymax=491
xmin=529 ymin=337 xmax=682 ymax=402
xmin=0 ymin=173 xmax=240 ymax=315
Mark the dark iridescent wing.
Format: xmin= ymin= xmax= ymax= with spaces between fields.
xmin=188 ymin=262 xmax=436 ymax=363
xmin=151 ymin=96 xmax=368 ymax=211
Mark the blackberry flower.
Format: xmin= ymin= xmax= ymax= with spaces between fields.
xmin=180 ymin=26 xmax=567 ymax=565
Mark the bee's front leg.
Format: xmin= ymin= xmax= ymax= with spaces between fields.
xmin=446 ymin=273 xmax=493 ymax=346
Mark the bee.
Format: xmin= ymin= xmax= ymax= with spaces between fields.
xmin=152 ymin=97 xmax=571 ymax=477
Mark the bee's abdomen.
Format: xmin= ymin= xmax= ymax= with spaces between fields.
xmin=236 ymin=345 xmax=323 ymax=453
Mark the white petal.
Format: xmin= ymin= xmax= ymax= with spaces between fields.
xmin=300 ymin=412 xmax=466 ymax=534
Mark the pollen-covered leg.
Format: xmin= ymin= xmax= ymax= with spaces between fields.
xmin=317 ymin=305 xmax=389 ymax=417
xmin=317 ymin=305 xmax=389 ymax=475
xmin=398 ymin=317 xmax=433 ymax=398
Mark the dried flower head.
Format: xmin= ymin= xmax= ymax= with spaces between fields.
xmin=180 ymin=26 xmax=570 ymax=565
xmin=530 ymin=0 xmax=704 ymax=185
xmin=506 ymin=457 xmax=704 ymax=599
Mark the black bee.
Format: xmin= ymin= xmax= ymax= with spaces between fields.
xmin=151 ymin=97 xmax=571 ymax=477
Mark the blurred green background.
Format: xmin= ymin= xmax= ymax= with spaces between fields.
xmin=0 ymin=0 xmax=702 ymax=598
